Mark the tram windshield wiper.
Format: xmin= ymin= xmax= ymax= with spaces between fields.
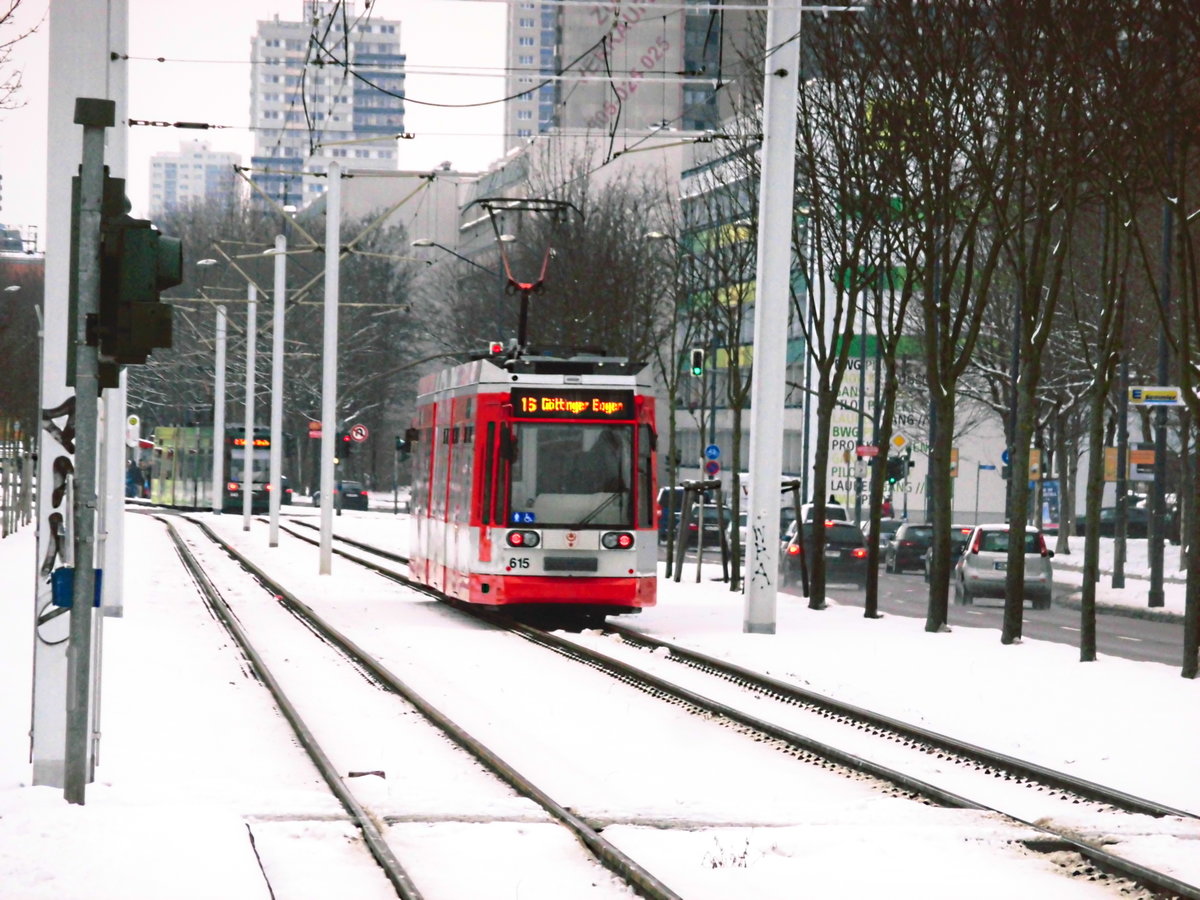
xmin=574 ymin=491 xmax=624 ymax=527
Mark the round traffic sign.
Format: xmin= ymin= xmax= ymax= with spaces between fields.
xmin=704 ymin=460 xmax=720 ymax=476
xmin=704 ymin=443 xmax=721 ymax=461
xmin=1001 ymin=448 xmax=1011 ymax=465
xmin=349 ymin=423 xmax=370 ymax=443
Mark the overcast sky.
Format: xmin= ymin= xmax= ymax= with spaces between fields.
xmin=0 ymin=0 xmax=507 ymax=235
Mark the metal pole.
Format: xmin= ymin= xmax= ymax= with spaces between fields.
xmin=1148 ymin=199 xmax=1173 ymax=607
xmin=975 ymin=463 xmax=981 ymax=525
xmin=211 ymin=306 xmax=226 ymax=513
xmin=319 ymin=162 xmax=341 ymax=574
xmin=268 ymin=234 xmax=286 ymax=547
xmin=65 ymin=98 xmax=113 ymax=805
xmin=854 ymin=292 xmax=866 ymax=526
xmin=743 ymin=0 xmax=801 ymax=634
xmin=242 ymin=286 xmax=257 ymax=531
xmin=1113 ymin=338 xmax=1129 ymax=588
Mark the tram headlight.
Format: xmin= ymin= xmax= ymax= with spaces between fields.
xmin=601 ymin=531 xmax=635 ymax=550
xmin=506 ymin=530 xmax=540 ymax=548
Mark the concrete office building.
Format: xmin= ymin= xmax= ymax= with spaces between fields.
xmin=148 ymin=140 xmax=241 ymax=216
xmin=249 ymin=1 xmax=405 ymax=208
xmin=503 ymin=2 xmax=759 ymax=152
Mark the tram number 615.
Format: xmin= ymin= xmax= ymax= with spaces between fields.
xmin=508 ymin=557 xmax=530 ymax=570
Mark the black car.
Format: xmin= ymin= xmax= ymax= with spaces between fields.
xmin=885 ymin=522 xmax=933 ymax=573
xmin=781 ymin=520 xmax=869 ymax=589
xmin=862 ymin=517 xmax=903 ymax=557
xmin=313 ymin=480 xmax=369 ymax=511
xmin=1074 ymin=506 xmax=1148 ymax=538
xmin=923 ymin=524 xmax=974 ymax=582
xmin=684 ymin=503 xmax=732 ymax=549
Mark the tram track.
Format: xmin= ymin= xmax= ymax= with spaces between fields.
xmin=163 ymin=512 xmax=682 ymax=900
xmin=267 ymin=517 xmax=1200 ymax=898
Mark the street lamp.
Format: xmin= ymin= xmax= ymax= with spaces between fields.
xmin=410 ymin=238 xmax=499 ymax=277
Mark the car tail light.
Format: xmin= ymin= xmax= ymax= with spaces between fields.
xmin=602 ymin=532 xmax=635 ymax=549
xmin=506 ymin=530 xmax=540 ymax=548
xmin=786 ymin=542 xmax=801 ymax=556
xmin=851 ymin=547 xmax=868 ymax=560
xmin=688 ymin=522 xmax=699 ymax=531
xmin=970 ymin=530 xmax=982 ymax=553
xmin=361 ymin=490 xmax=369 ymax=498
xmin=227 ymin=482 xmax=240 ymax=492
xmin=1037 ymin=533 xmax=1048 ymax=556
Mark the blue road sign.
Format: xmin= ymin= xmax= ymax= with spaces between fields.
xmin=704 ymin=444 xmax=721 ymax=460
xmin=1000 ymin=449 xmax=1010 ymax=465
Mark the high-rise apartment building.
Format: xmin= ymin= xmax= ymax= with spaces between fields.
xmin=502 ymin=4 xmax=755 ymax=152
xmin=249 ymin=1 xmax=405 ymax=207
xmin=148 ymin=140 xmax=241 ymax=215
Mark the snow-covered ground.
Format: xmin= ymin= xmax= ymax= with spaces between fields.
xmin=0 ymin=509 xmax=1194 ymax=899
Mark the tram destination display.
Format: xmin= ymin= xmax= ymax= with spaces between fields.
xmin=511 ymin=388 xmax=634 ymax=420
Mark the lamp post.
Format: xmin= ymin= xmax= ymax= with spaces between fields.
xmin=644 ymin=229 xmax=712 ymax=573
xmin=196 ymin=259 xmax=226 ymax=515
xmin=264 ymin=238 xmax=287 ymax=547
xmin=410 ymin=238 xmax=498 ymax=276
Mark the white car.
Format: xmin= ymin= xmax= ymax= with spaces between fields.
xmin=954 ymin=523 xmax=1054 ymax=609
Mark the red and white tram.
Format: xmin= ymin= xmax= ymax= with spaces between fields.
xmin=408 ymin=350 xmax=658 ymax=619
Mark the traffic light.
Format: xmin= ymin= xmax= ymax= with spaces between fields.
xmin=886 ymin=456 xmax=906 ymax=484
xmin=339 ymin=431 xmax=353 ymax=457
xmin=396 ymin=427 xmax=418 ymax=461
xmin=95 ymin=177 xmax=182 ymax=366
xmin=689 ymin=347 xmax=705 ymax=377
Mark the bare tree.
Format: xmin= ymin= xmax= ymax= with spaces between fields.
xmin=129 ymin=199 xmax=423 ymax=493
xmin=0 ymin=2 xmax=38 ymax=113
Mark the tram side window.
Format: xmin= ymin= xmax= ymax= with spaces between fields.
xmin=638 ymin=424 xmax=655 ymax=528
xmin=509 ymin=424 xmax=632 ymax=527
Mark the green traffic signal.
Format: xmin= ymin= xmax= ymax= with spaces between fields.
xmin=97 ymin=192 xmax=182 ymax=366
xmin=689 ymin=348 xmax=705 ymax=377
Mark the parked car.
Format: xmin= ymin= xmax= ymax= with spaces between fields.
xmin=922 ymin=524 xmax=974 ymax=582
xmin=954 ymin=523 xmax=1054 ymax=609
xmin=312 ymin=480 xmax=369 ymax=511
xmin=862 ymin=517 xmax=903 ymax=557
xmin=1074 ymin=505 xmax=1149 ymax=538
xmin=799 ymin=501 xmax=849 ymax=522
xmin=727 ymin=507 xmax=798 ymax=556
xmin=684 ymin=503 xmax=732 ymax=549
xmin=657 ymin=485 xmax=712 ymax=543
xmin=781 ymin=520 xmax=869 ymax=589
xmin=884 ymin=522 xmax=933 ymax=573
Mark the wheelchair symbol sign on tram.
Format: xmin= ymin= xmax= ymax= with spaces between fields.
xmin=511 ymin=511 xmax=536 ymax=524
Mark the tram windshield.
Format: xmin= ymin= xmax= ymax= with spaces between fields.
xmin=229 ymin=448 xmax=270 ymax=485
xmin=509 ymin=424 xmax=633 ymax=527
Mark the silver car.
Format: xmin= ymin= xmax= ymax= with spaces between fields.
xmin=954 ymin=523 xmax=1054 ymax=609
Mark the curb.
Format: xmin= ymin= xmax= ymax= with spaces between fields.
xmin=1053 ymin=563 xmax=1187 ymax=625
